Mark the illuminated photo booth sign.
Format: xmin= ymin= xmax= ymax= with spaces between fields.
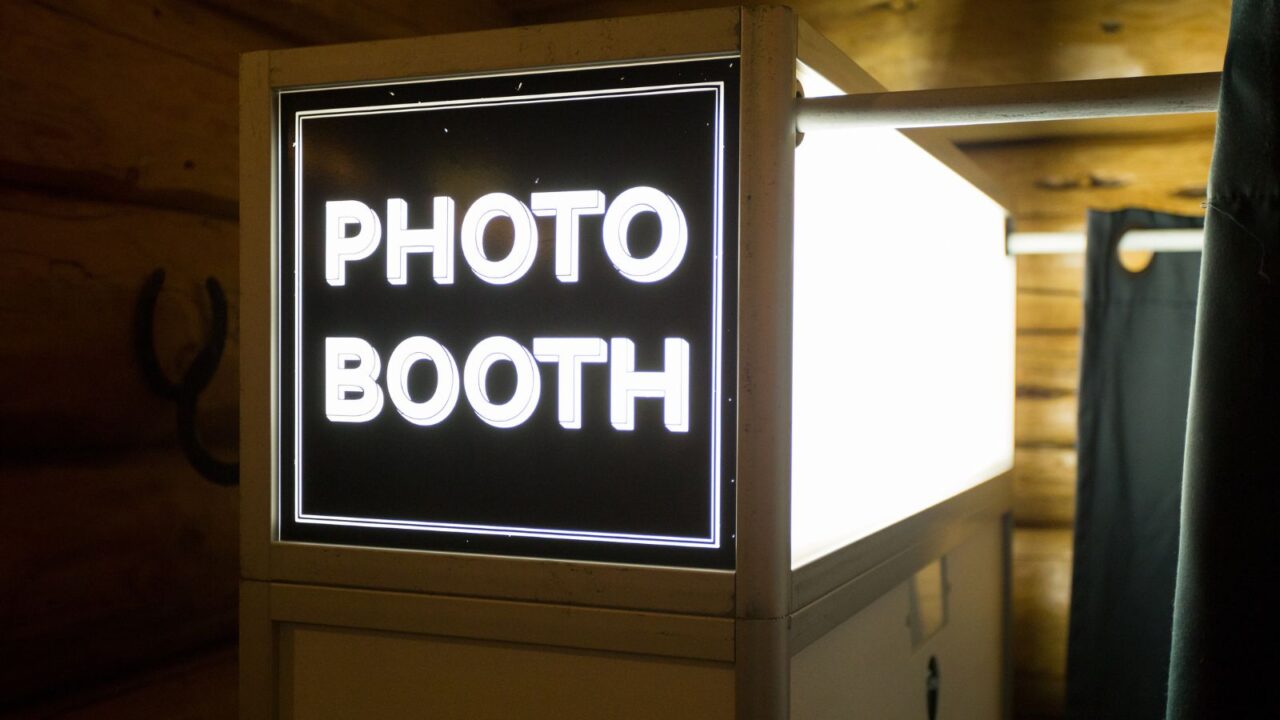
xmin=278 ymin=58 xmax=739 ymax=568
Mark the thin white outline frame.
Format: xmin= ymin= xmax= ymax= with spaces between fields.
xmin=284 ymin=68 xmax=728 ymax=549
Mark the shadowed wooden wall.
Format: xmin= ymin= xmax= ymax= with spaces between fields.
xmin=0 ymin=1 xmax=513 ymax=713
xmin=0 ymin=1 xmax=1223 ymax=717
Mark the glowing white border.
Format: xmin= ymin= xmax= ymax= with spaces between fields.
xmin=287 ymin=70 xmax=728 ymax=548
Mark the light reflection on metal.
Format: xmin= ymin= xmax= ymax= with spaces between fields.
xmin=796 ymin=72 xmax=1221 ymax=132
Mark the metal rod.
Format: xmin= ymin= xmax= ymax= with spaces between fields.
xmin=1006 ymin=229 xmax=1204 ymax=255
xmin=796 ymin=72 xmax=1221 ymax=132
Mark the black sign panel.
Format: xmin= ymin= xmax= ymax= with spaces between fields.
xmin=277 ymin=58 xmax=739 ymax=568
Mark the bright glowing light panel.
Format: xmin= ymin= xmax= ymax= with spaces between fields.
xmin=791 ymin=67 xmax=1015 ymax=567
xmin=276 ymin=58 xmax=739 ymax=568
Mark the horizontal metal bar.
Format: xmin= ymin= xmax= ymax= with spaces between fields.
xmin=1006 ymin=229 xmax=1204 ymax=255
xmin=795 ymin=72 xmax=1221 ymax=132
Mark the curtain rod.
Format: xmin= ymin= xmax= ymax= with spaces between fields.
xmin=1006 ymin=229 xmax=1204 ymax=255
xmin=795 ymin=72 xmax=1221 ymax=132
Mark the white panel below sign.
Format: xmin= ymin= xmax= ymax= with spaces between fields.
xmin=790 ymin=66 xmax=1015 ymax=567
xmin=791 ymin=521 xmax=1004 ymax=720
xmin=282 ymin=625 xmax=735 ymax=719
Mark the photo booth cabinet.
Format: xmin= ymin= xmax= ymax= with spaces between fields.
xmin=239 ymin=7 xmax=1015 ymax=719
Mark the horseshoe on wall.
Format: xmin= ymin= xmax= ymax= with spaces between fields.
xmin=134 ymin=268 xmax=239 ymax=487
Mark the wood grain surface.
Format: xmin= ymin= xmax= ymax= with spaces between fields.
xmin=1010 ymin=252 xmax=1086 ymax=717
xmin=0 ymin=0 xmax=513 ymax=710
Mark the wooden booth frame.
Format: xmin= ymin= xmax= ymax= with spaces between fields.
xmin=239 ymin=7 xmax=1014 ymax=718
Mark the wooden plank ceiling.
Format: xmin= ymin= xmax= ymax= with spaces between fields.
xmin=518 ymin=0 xmax=1229 ymax=231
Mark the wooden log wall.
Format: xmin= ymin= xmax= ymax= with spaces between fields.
xmin=1010 ymin=252 xmax=1084 ymax=718
xmin=0 ymin=1 xmax=512 ymax=710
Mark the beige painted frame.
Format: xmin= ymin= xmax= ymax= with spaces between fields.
xmin=241 ymin=7 xmax=753 ymax=619
xmin=242 ymin=13 xmax=765 ymax=716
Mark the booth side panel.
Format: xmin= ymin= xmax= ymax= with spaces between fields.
xmin=240 ymin=580 xmax=276 ymax=720
xmin=790 ymin=519 xmax=1005 ymax=719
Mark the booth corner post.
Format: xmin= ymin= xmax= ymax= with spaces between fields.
xmin=735 ymin=5 xmax=798 ymax=718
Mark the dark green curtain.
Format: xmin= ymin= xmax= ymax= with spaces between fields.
xmin=1067 ymin=209 xmax=1202 ymax=720
xmin=1166 ymin=1 xmax=1280 ymax=717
